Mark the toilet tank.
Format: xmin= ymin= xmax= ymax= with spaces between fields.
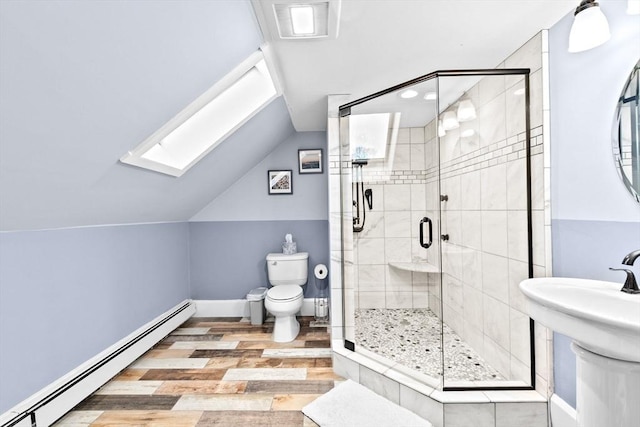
xmin=266 ymin=252 xmax=309 ymax=286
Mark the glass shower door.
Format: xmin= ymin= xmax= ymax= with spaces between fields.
xmin=438 ymin=72 xmax=533 ymax=389
xmin=340 ymin=78 xmax=445 ymax=386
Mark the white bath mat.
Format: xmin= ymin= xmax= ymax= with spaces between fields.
xmin=302 ymin=379 xmax=432 ymax=427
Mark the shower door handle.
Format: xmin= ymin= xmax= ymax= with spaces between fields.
xmin=419 ymin=217 xmax=433 ymax=249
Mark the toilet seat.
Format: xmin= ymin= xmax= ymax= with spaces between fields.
xmin=267 ymin=285 xmax=303 ymax=302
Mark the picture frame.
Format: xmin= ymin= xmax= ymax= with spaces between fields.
xmin=268 ymin=170 xmax=293 ymax=195
xmin=298 ymin=149 xmax=323 ymax=174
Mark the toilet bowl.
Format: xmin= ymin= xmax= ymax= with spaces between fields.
xmin=265 ymin=285 xmax=304 ymax=342
xmin=265 ymin=252 xmax=308 ymax=343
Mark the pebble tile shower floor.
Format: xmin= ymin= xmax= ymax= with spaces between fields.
xmin=54 ymin=317 xmax=341 ymax=427
xmin=355 ymin=308 xmax=504 ymax=382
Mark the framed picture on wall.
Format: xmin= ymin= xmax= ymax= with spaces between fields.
xmin=268 ymin=170 xmax=293 ymax=194
xmin=298 ymin=149 xmax=323 ymax=174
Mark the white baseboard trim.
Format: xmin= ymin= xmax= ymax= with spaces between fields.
xmin=549 ymin=394 xmax=577 ymax=427
xmin=194 ymin=298 xmax=316 ymax=318
xmin=0 ymin=300 xmax=195 ymax=427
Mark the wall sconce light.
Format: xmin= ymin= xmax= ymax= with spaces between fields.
xmin=457 ymin=99 xmax=477 ymax=122
xmin=568 ymin=0 xmax=611 ymax=53
xmin=442 ymin=111 xmax=459 ymax=131
xmin=628 ymin=0 xmax=640 ymax=14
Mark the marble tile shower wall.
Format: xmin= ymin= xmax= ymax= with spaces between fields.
xmin=430 ymin=84 xmax=544 ymax=385
xmin=351 ymin=126 xmax=437 ymax=311
xmin=432 ymin=32 xmax=552 ymax=392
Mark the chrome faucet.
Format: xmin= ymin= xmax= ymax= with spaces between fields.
xmin=610 ymin=249 xmax=640 ymax=294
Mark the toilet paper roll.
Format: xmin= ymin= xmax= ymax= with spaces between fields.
xmin=314 ymin=264 xmax=328 ymax=280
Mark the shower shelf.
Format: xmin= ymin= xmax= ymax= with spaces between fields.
xmin=388 ymin=262 xmax=440 ymax=273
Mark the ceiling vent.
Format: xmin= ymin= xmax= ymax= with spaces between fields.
xmin=252 ymin=0 xmax=341 ymax=41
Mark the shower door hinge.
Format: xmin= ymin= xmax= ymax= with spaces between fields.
xmin=344 ymin=340 xmax=355 ymax=351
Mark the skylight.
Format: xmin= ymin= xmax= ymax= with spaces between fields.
xmin=120 ymin=49 xmax=279 ymax=177
xmin=349 ymin=112 xmax=401 ymax=171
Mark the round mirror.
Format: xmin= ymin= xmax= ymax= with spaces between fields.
xmin=613 ymin=59 xmax=640 ymax=203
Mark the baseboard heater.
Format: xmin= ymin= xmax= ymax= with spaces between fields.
xmin=0 ymin=300 xmax=195 ymax=427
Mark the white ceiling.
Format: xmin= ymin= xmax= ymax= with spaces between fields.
xmin=253 ymin=0 xmax=576 ymax=131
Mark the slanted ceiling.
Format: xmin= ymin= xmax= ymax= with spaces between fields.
xmin=0 ymin=0 xmax=294 ymax=231
xmin=0 ymin=0 xmax=576 ymax=231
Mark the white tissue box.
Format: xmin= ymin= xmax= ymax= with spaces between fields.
xmin=282 ymin=242 xmax=297 ymax=255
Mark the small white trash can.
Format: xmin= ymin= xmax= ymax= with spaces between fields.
xmin=247 ymin=287 xmax=268 ymax=325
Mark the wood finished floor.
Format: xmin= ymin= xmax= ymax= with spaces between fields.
xmin=54 ymin=317 xmax=342 ymax=427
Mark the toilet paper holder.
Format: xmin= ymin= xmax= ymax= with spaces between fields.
xmin=313 ymin=264 xmax=329 ymax=324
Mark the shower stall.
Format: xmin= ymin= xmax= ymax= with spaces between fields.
xmin=338 ymin=69 xmax=536 ymax=391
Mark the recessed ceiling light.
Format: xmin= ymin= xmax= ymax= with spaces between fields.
xmin=400 ymin=89 xmax=418 ymax=99
xmin=424 ymin=92 xmax=437 ymax=101
xmin=290 ymin=5 xmax=314 ymax=35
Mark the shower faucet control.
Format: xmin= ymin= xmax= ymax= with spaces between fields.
xmin=610 ymin=249 xmax=640 ymax=294
xmin=365 ymin=189 xmax=373 ymax=210
xmin=440 ymin=195 xmax=448 ymax=202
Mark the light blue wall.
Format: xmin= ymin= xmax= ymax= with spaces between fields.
xmin=549 ymin=1 xmax=640 ymax=408
xmin=0 ymin=222 xmax=190 ymax=413
xmin=190 ymin=220 xmax=329 ymax=299
xmin=190 ymin=131 xmax=330 ymax=299
xmin=551 ymin=220 xmax=640 ymax=406
xmin=191 ymin=131 xmax=328 ymax=222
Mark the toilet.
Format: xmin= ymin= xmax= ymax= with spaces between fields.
xmin=264 ymin=252 xmax=308 ymax=342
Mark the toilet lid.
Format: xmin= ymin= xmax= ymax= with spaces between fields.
xmin=267 ymin=285 xmax=303 ymax=302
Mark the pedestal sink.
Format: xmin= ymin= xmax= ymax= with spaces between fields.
xmin=519 ymin=278 xmax=640 ymax=427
